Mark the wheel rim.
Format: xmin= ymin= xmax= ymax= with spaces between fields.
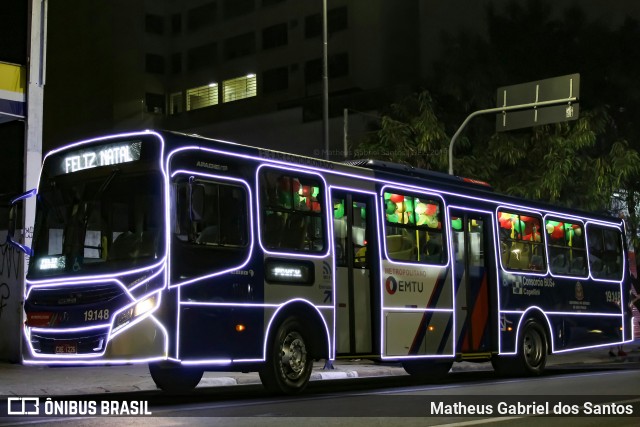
xmin=279 ymin=331 xmax=307 ymax=380
xmin=523 ymin=327 xmax=544 ymax=368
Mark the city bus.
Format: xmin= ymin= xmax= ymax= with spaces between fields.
xmin=9 ymin=130 xmax=634 ymax=394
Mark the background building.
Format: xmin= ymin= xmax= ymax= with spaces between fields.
xmin=44 ymin=0 xmax=640 ymax=158
xmin=39 ymin=0 xmax=640 ymax=158
xmin=44 ymin=0 xmax=423 ymax=158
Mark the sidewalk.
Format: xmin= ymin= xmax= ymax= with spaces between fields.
xmin=1 ymin=340 xmax=639 ymax=396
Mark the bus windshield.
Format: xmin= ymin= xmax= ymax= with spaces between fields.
xmin=28 ymin=168 xmax=164 ymax=278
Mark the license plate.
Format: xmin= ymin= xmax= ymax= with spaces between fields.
xmin=54 ymin=341 xmax=77 ymax=354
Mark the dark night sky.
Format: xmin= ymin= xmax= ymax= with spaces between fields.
xmin=0 ymin=0 xmax=27 ymax=64
xmin=0 ymin=1 xmax=27 ymax=198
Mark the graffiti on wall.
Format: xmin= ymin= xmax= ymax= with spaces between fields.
xmin=0 ymin=282 xmax=8 ymax=319
xmin=0 ymin=229 xmax=27 ymax=361
xmin=0 ymin=232 xmax=24 ymax=319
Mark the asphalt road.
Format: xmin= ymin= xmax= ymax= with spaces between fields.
xmin=1 ymin=363 xmax=639 ymax=426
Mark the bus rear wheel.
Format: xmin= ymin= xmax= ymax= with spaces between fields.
xmin=259 ymin=317 xmax=313 ymax=394
xmin=149 ymin=362 xmax=203 ymax=392
xmin=402 ymin=359 xmax=453 ymax=380
xmin=492 ymin=319 xmax=547 ymax=376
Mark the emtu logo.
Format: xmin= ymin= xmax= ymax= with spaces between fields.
xmin=385 ymin=276 xmax=398 ymax=295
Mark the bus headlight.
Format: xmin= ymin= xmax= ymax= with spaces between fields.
xmin=134 ymin=296 xmax=157 ymax=317
xmin=113 ymin=294 xmax=159 ymax=333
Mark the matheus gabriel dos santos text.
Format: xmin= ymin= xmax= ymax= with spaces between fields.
xmin=430 ymin=400 xmax=635 ymax=416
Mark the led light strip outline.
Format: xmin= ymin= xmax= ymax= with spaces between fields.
xmin=24 ymin=290 xmax=166 ymax=359
xmin=172 ymin=132 xmax=626 ymax=234
xmin=165 ymin=150 xmax=330 ymax=362
xmin=446 ymin=205 xmax=499 ymax=360
xmin=166 ymin=166 xmax=254 ymax=360
xmin=379 ymin=185 xmax=452 ymax=360
xmin=583 ymin=221 xmax=628 ymax=342
xmin=25 ymin=270 xmax=165 ymax=360
xmin=328 ymin=185 xmax=380 ymax=361
xmin=494 ymin=208 xmax=627 ymax=353
xmin=26 ymin=264 xmax=166 ymax=310
xmin=8 ymin=189 xmax=38 ymax=255
xmin=24 ymin=130 xmax=632 ymax=365
xmin=167 ymin=169 xmax=255 ymax=289
xmin=499 ymin=306 xmax=628 ymax=355
xmin=379 ymin=185 xmax=451 ymax=270
xmin=26 ymin=262 xmax=166 ymax=288
xmin=495 ymin=205 xmax=550 ymax=278
xmin=26 ymin=130 xmax=168 ymax=294
xmin=542 ymin=214 xmax=589 ymax=281
xmin=161 ymin=137 xmax=627 ymax=316
xmin=255 ymin=164 xmax=332 ymax=259
xmin=160 ymin=137 xmax=624 ymax=359
xmin=620 ymin=219 xmax=635 ymax=343
xmin=23 ymin=315 xmax=169 ymax=365
xmin=584 ymin=221 xmax=626 ymax=284
xmin=174 ymin=298 xmax=332 ymax=365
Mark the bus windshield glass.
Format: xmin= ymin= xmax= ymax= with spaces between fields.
xmin=29 ymin=167 xmax=164 ymax=278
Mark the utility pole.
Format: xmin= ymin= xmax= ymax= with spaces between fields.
xmin=21 ymin=0 xmax=47 ymax=360
xmin=322 ymin=0 xmax=329 ymax=160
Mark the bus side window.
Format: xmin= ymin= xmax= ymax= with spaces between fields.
xmin=383 ymin=192 xmax=444 ymax=265
xmin=589 ymin=226 xmax=622 ymax=279
xmin=498 ymin=211 xmax=545 ymax=272
xmin=259 ymin=169 xmax=325 ymax=253
xmin=588 ymin=225 xmax=623 ymax=280
xmin=546 ymin=219 xmax=587 ymax=276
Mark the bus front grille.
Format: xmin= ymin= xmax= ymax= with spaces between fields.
xmin=28 ymin=285 xmax=124 ymax=306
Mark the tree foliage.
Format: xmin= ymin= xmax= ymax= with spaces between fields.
xmin=355 ymin=0 xmax=640 ymax=254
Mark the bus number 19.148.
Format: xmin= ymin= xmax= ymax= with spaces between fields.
xmin=83 ymin=309 xmax=110 ymax=321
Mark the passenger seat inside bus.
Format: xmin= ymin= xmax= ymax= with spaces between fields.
xmin=506 ymin=242 xmax=530 ymax=270
xmin=569 ymin=257 xmax=586 ymax=275
xmin=386 ymin=232 xmax=414 ymax=261
xmin=280 ymin=213 xmax=307 ymax=250
xmin=333 ymin=217 xmax=347 ymax=262
xmin=551 ymin=253 xmax=568 ymax=274
xmin=263 ymin=213 xmax=285 ymax=248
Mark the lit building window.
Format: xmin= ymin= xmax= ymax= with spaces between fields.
xmin=223 ymin=74 xmax=257 ymax=103
xmin=169 ymin=92 xmax=183 ymax=115
xmin=186 ymin=83 xmax=219 ymax=111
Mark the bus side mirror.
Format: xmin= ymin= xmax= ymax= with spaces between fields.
xmin=7 ymin=188 xmax=36 ymax=256
xmin=189 ymin=182 xmax=205 ymax=223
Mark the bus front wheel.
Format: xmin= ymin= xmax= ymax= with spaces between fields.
xmin=259 ymin=317 xmax=313 ymax=394
xmin=149 ymin=362 xmax=203 ymax=392
xmin=492 ymin=319 xmax=547 ymax=376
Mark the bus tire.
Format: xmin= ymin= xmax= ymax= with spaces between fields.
xmin=259 ymin=317 xmax=313 ymax=394
xmin=492 ymin=319 xmax=547 ymax=376
xmin=402 ymin=359 xmax=453 ymax=380
xmin=149 ymin=362 xmax=203 ymax=392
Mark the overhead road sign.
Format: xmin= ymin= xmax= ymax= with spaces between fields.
xmin=496 ymin=73 xmax=580 ymax=132
xmin=448 ymin=73 xmax=580 ymax=175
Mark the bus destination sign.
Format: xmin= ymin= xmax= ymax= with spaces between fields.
xmin=59 ymin=141 xmax=142 ymax=175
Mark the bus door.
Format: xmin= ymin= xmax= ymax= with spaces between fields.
xmin=332 ymin=191 xmax=377 ymax=355
xmin=449 ymin=208 xmax=496 ymax=355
